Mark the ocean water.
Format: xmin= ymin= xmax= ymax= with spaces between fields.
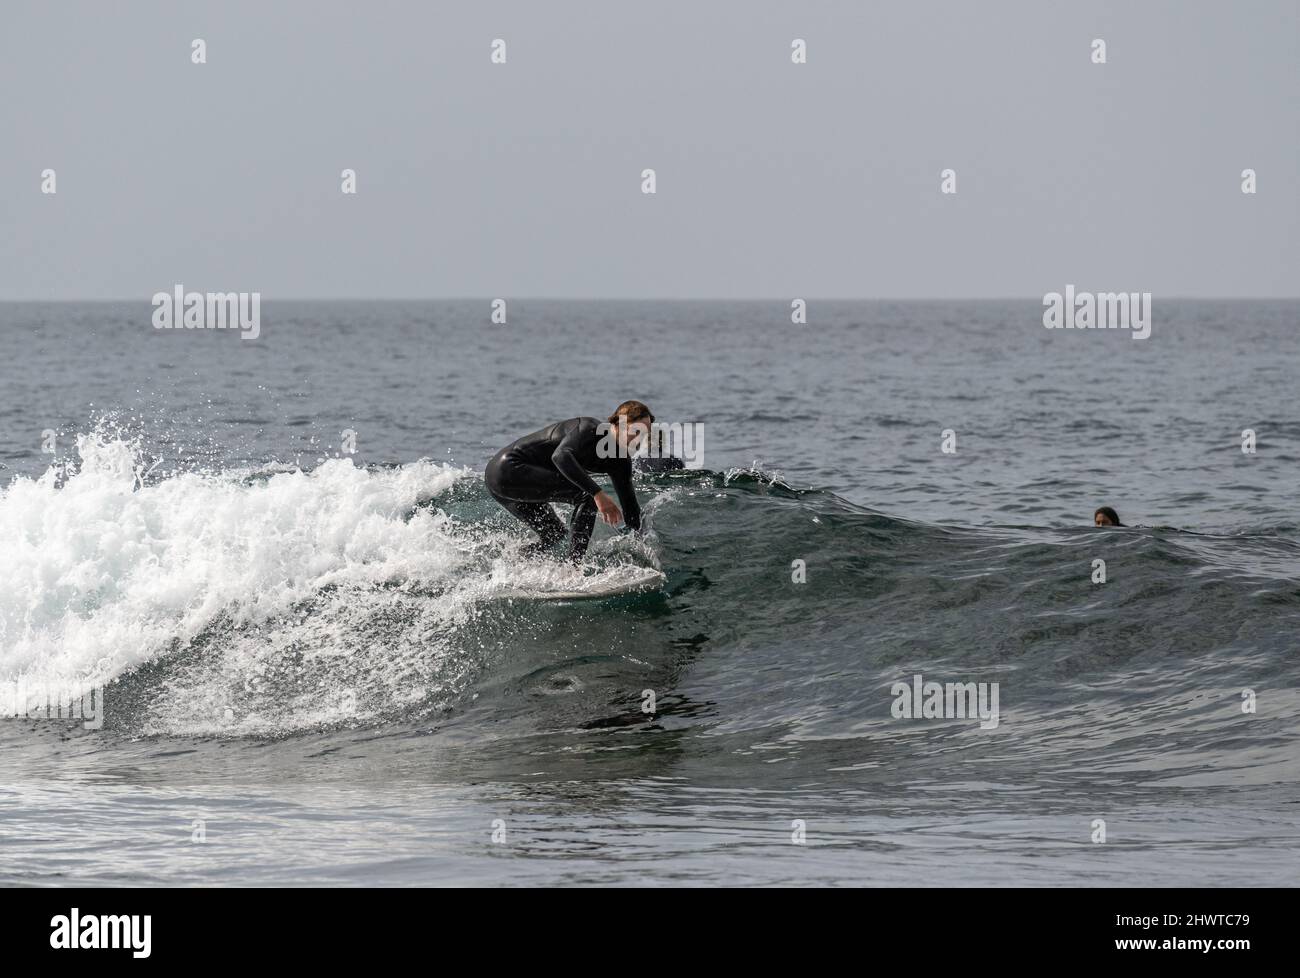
xmin=1 ymin=299 xmax=1298 ymax=887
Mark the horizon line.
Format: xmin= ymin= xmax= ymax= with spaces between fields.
xmin=2 ymin=294 xmax=1298 ymax=303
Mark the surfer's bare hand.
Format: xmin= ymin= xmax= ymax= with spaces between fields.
xmin=594 ymin=491 xmax=622 ymax=526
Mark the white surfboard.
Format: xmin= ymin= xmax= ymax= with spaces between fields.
xmin=498 ymin=565 xmax=666 ymax=601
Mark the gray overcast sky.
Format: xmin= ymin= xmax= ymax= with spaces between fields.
xmin=1 ymin=0 xmax=1295 ymax=299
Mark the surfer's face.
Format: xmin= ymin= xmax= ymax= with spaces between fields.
xmin=1094 ymin=511 xmax=1115 ymax=527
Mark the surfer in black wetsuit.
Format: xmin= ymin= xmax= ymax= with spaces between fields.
xmin=485 ymin=400 xmax=652 ymax=560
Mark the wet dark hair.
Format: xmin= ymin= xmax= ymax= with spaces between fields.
xmin=1094 ymin=506 xmax=1123 ymax=526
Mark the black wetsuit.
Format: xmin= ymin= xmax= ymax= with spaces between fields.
xmin=485 ymin=417 xmax=641 ymax=559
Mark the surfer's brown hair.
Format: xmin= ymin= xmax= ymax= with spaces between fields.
xmin=608 ymin=400 xmax=654 ymax=425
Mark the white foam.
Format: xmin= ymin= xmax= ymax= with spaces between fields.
xmin=0 ymin=434 xmax=664 ymax=734
xmin=0 ymin=436 xmax=470 ymax=719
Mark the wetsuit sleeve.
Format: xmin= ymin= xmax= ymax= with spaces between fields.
xmin=551 ymin=427 xmax=602 ymax=497
xmin=610 ymin=460 xmax=641 ymax=531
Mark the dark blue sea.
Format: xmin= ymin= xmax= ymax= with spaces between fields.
xmin=1 ymin=299 xmax=1297 ymax=885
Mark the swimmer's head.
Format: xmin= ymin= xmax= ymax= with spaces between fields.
xmin=1094 ymin=506 xmax=1122 ymax=527
xmin=609 ymin=399 xmax=654 ymax=452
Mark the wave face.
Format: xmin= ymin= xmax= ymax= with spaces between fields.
xmin=4 ymin=435 xmax=1297 ymax=774
xmin=0 ymin=437 xmax=469 ymax=730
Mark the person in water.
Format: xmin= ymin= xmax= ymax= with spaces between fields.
xmin=486 ymin=400 xmax=652 ymax=560
xmin=1094 ymin=506 xmax=1123 ymax=527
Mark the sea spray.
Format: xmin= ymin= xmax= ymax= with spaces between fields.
xmin=0 ymin=434 xmax=484 ymax=732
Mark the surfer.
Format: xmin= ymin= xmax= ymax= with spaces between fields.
xmin=486 ymin=401 xmax=651 ymax=560
xmin=1094 ymin=506 xmax=1123 ymax=527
